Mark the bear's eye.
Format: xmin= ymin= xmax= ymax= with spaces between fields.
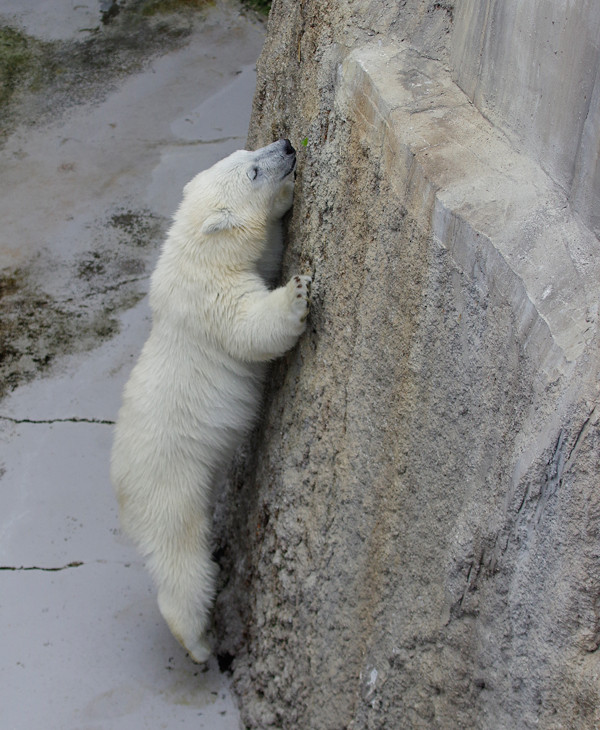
xmin=248 ymin=166 xmax=260 ymax=182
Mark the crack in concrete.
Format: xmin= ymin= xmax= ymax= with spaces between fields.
xmin=0 ymin=561 xmax=84 ymax=572
xmin=78 ymin=275 xmax=151 ymax=301
xmin=0 ymin=416 xmax=115 ymax=425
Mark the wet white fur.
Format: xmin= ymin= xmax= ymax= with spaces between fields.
xmin=110 ymin=141 xmax=310 ymax=662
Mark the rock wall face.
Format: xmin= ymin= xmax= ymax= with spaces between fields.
xmin=213 ymin=2 xmax=600 ymax=728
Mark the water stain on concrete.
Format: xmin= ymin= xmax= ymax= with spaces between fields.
xmin=0 ymin=0 xmax=220 ymax=143
xmin=0 ymin=3 xmax=203 ymax=395
xmin=0 ymin=201 xmax=166 ymax=397
xmin=108 ymin=208 xmax=164 ymax=248
xmin=0 ymin=1 xmax=266 ymax=404
xmin=0 ymin=265 xmax=121 ymax=398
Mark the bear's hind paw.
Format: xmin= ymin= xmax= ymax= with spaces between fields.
xmin=186 ymin=637 xmax=211 ymax=664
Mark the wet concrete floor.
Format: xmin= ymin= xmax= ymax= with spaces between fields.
xmin=0 ymin=1 xmax=265 ymax=727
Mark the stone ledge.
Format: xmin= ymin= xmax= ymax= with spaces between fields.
xmin=338 ymin=43 xmax=599 ymax=371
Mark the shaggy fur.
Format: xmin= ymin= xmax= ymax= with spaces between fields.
xmin=110 ymin=140 xmax=310 ymax=662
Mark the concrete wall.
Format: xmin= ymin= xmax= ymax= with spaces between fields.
xmin=214 ymin=2 xmax=600 ymax=728
xmin=452 ymin=0 xmax=600 ymax=233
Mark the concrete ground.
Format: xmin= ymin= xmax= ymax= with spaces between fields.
xmin=0 ymin=2 xmax=265 ymax=727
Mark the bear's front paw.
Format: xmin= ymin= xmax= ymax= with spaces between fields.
xmin=286 ymin=274 xmax=312 ymax=325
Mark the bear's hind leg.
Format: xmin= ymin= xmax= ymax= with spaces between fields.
xmin=148 ymin=518 xmax=217 ymax=663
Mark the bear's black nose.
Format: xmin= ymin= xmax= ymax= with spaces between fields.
xmin=283 ymin=139 xmax=295 ymax=155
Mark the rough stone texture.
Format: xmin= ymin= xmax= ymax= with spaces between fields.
xmin=213 ymin=2 xmax=600 ymax=728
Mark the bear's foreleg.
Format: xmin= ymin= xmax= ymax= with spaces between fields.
xmin=229 ymin=274 xmax=312 ymax=361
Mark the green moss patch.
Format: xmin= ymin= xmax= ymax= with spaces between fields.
xmin=0 ymin=27 xmax=35 ymax=107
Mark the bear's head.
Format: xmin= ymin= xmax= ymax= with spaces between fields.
xmin=178 ymin=139 xmax=296 ymax=240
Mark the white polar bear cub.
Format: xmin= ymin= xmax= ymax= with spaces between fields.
xmin=110 ymin=140 xmax=310 ymax=663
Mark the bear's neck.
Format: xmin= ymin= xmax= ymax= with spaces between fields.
xmin=168 ymin=223 xmax=269 ymax=272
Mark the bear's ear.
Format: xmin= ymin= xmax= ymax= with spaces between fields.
xmin=200 ymin=209 xmax=238 ymax=235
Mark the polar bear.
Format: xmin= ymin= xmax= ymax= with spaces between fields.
xmin=110 ymin=139 xmax=310 ymax=663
